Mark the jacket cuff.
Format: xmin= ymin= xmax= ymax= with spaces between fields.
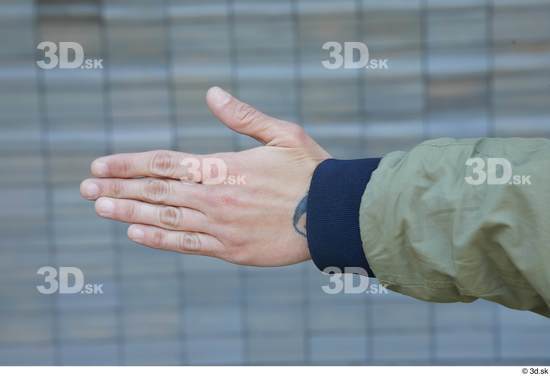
xmin=306 ymin=158 xmax=380 ymax=277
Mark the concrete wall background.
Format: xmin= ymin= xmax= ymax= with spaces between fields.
xmin=1 ymin=0 xmax=550 ymax=365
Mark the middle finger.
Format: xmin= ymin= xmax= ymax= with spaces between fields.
xmin=81 ymin=177 xmax=205 ymax=210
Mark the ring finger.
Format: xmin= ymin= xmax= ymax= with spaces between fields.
xmin=95 ymin=197 xmax=209 ymax=233
xmin=127 ymin=224 xmax=224 ymax=256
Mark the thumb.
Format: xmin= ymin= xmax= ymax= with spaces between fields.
xmin=206 ymin=86 xmax=302 ymax=146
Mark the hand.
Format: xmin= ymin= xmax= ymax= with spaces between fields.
xmin=80 ymin=87 xmax=330 ymax=266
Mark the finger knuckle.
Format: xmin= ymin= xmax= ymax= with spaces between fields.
xmin=123 ymin=202 xmax=137 ymax=221
xmin=111 ymin=180 xmax=124 ymax=197
xmin=221 ymin=228 xmax=246 ymax=248
xmin=289 ymin=124 xmax=307 ymax=142
xmin=177 ymin=232 xmax=201 ymax=252
xmin=150 ymin=230 xmax=165 ymax=248
xmin=228 ymin=248 xmax=251 ymax=265
xmin=144 ymin=179 xmax=170 ymax=202
xmin=159 ymin=206 xmax=182 ymax=229
xmin=150 ymin=150 xmax=178 ymax=176
xmin=234 ymin=103 xmax=258 ymax=126
xmin=200 ymin=185 xmax=222 ymax=207
xmin=112 ymin=158 xmax=131 ymax=176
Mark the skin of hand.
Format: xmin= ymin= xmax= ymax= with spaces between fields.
xmin=80 ymin=87 xmax=331 ymax=266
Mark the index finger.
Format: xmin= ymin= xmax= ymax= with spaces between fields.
xmin=91 ymin=150 xmax=203 ymax=181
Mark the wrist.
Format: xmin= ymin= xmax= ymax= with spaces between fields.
xmin=306 ymin=158 xmax=380 ymax=276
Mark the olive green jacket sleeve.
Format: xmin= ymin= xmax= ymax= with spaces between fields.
xmin=360 ymin=138 xmax=550 ymax=317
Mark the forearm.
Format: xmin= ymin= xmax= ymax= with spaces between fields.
xmin=306 ymin=138 xmax=550 ymax=317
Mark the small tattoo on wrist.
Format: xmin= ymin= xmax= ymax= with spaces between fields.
xmin=293 ymin=194 xmax=308 ymax=238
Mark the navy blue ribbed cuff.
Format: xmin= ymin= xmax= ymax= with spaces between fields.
xmin=306 ymin=158 xmax=380 ymax=277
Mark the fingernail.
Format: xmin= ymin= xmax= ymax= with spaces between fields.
xmin=129 ymin=227 xmax=144 ymax=241
xmin=92 ymin=159 xmax=108 ymax=176
xmin=96 ymin=198 xmax=114 ymax=216
xmin=82 ymin=181 xmax=100 ymax=199
xmin=208 ymin=87 xmax=231 ymax=106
